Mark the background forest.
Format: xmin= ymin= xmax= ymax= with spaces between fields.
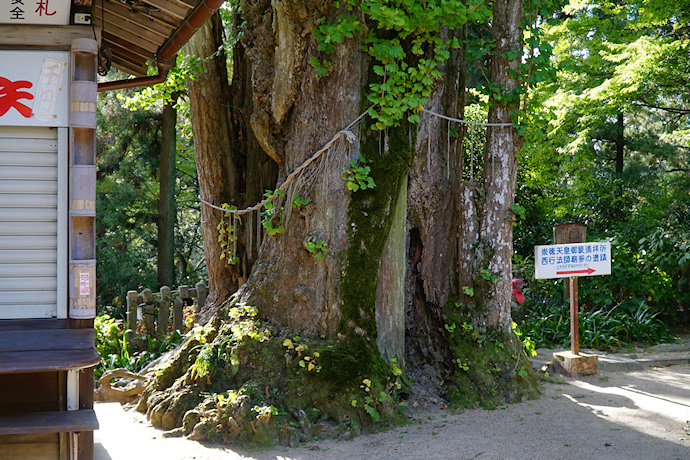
xmin=513 ymin=0 xmax=690 ymax=347
xmin=97 ymin=71 xmax=204 ymax=316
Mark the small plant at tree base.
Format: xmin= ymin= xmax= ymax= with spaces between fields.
xmin=350 ymin=359 xmax=407 ymax=422
xmin=343 ymin=156 xmax=376 ymax=192
xmin=455 ymin=358 xmax=470 ymax=371
xmin=354 ymin=378 xmax=382 ymax=422
xmin=444 ymin=322 xmax=457 ymax=333
xmin=512 ymin=321 xmax=537 ymax=357
xmin=304 ymin=236 xmax=328 ymax=259
xmin=298 ymin=352 xmax=322 ymax=373
xmin=283 ymin=336 xmax=321 ymax=373
xmin=252 ymin=405 xmax=279 ymax=417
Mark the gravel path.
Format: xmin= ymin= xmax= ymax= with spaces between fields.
xmin=95 ymin=342 xmax=690 ymax=460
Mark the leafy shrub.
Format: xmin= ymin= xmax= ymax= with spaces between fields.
xmin=576 ymin=238 xmax=682 ymax=324
xmin=94 ymin=314 xmax=184 ymax=378
xmin=518 ymin=288 xmax=672 ymax=351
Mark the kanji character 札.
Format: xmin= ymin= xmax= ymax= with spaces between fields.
xmin=0 ymin=77 xmax=34 ymax=118
xmin=35 ymin=0 xmax=56 ymax=16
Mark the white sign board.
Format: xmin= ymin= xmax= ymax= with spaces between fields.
xmin=1 ymin=0 xmax=71 ymax=25
xmin=0 ymin=50 xmax=69 ymax=127
xmin=535 ymin=242 xmax=611 ymax=279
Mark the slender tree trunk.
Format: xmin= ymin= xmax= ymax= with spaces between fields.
xmin=157 ymin=101 xmax=176 ymax=288
xmin=615 ymin=112 xmax=624 ymax=174
xmin=478 ymin=0 xmax=524 ymax=331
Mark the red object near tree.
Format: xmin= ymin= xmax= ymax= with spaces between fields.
xmin=0 ymin=77 xmax=34 ymax=118
xmin=512 ymin=277 xmax=525 ymax=305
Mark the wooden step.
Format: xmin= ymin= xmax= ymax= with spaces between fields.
xmin=0 ymin=348 xmax=100 ymax=374
xmin=0 ymin=319 xmax=68 ymax=331
xmin=0 ymin=324 xmax=99 ymax=374
xmin=0 ymin=409 xmax=99 ymax=435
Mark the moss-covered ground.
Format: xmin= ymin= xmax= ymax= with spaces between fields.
xmin=443 ymin=303 xmax=541 ymax=409
xmin=138 ymin=302 xmax=409 ymax=447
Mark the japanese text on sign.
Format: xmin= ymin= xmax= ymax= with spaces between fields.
xmin=0 ymin=50 xmax=69 ymax=127
xmin=0 ymin=76 xmax=33 ymax=117
xmin=534 ymin=242 xmax=611 ymax=279
xmin=2 ymin=0 xmax=70 ymax=24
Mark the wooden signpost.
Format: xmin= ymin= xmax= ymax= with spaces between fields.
xmin=534 ymin=224 xmax=612 ymax=376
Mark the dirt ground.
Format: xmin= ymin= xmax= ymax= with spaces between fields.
xmin=95 ymin=359 xmax=690 ymax=460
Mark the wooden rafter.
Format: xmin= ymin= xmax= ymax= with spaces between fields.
xmin=94 ymin=0 xmax=203 ymax=76
xmin=139 ymin=0 xmax=188 ymax=21
xmin=103 ymin=32 xmax=155 ymax=63
xmin=94 ymin=11 xmax=168 ymax=45
xmin=101 ymin=1 xmax=176 ymax=37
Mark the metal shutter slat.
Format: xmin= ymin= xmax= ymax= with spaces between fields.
xmin=0 ymin=127 xmax=60 ymax=319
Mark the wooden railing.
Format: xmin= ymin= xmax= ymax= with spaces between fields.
xmin=125 ymin=281 xmax=208 ymax=335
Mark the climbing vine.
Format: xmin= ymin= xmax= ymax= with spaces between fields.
xmin=312 ymin=0 xmax=492 ymax=128
xmin=312 ymin=0 xmax=563 ymax=130
xmin=217 ymin=204 xmax=240 ymax=265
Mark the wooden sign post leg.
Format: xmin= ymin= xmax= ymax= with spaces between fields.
xmin=570 ymin=276 xmax=579 ymax=355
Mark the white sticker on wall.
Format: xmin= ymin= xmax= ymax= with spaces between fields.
xmin=32 ymin=58 xmax=65 ymax=121
xmin=79 ymin=272 xmax=90 ymax=296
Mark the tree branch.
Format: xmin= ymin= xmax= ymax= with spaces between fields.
xmin=635 ymin=98 xmax=690 ymax=115
xmin=664 ymin=167 xmax=690 ymax=173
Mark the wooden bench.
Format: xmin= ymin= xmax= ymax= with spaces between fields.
xmin=0 ymin=327 xmax=99 ymax=374
xmin=0 ymin=319 xmax=100 ymax=438
xmin=0 ymin=410 xmax=98 ymax=435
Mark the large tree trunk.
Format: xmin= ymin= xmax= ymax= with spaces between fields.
xmin=141 ymin=0 xmax=538 ymax=441
xmin=184 ymin=13 xmax=242 ymax=318
xmin=237 ymin=1 xmax=364 ymax=338
xmin=406 ymin=25 xmax=465 ymax=384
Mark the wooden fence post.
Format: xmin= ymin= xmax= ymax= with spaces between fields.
xmin=158 ymin=286 xmax=171 ymax=335
xmin=173 ymin=297 xmax=184 ymax=332
xmin=195 ymin=281 xmax=207 ymax=311
xmin=140 ymin=288 xmax=154 ymax=335
xmin=126 ymin=290 xmax=138 ymax=331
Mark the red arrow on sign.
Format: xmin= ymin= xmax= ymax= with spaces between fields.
xmin=556 ymin=267 xmax=596 ymax=276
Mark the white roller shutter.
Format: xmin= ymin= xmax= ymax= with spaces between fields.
xmin=0 ymin=127 xmax=67 ymax=319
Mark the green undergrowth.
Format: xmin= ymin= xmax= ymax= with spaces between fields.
xmin=139 ymin=302 xmax=408 ymax=447
xmin=443 ymin=305 xmax=540 ymax=410
xmin=518 ymin=285 xmax=673 ymax=351
xmin=94 ymin=314 xmax=185 ymax=379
